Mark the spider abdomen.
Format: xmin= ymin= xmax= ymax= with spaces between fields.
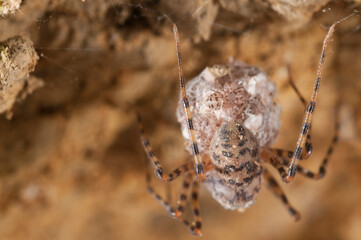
xmin=204 ymin=121 xmax=263 ymax=211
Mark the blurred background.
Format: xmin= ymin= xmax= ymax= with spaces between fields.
xmin=0 ymin=0 xmax=361 ymax=239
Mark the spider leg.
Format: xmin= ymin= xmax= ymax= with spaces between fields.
xmin=264 ymin=102 xmax=339 ymax=180
xmin=137 ymin=112 xmax=193 ymax=181
xmin=287 ymin=65 xmax=313 ymax=159
xmin=287 ymin=64 xmax=307 ymax=107
xmin=269 ymin=146 xmax=311 ymax=161
xmin=189 ymin=180 xmax=202 ymax=236
xmin=285 ymin=15 xmax=352 ymax=183
xmin=263 ymin=168 xmax=301 ymax=220
xmin=145 ymin=164 xmax=204 ymax=235
xmin=173 ymin=173 xmax=193 ymax=218
xmin=145 ymin=163 xmax=175 ymax=216
xmin=261 ymin=149 xmax=288 ymax=180
xmin=145 ymin=163 xmax=193 ymax=226
xmin=173 ymin=24 xmax=205 ymax=182
xmin=284 ymin=120 xmax=338 ymax=180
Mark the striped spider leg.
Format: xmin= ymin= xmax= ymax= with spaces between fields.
xmin=261 ymin=101 xmax=339 ymax=219
xmin=136 ymin=22 xmax=212 ymax=236
xmin=144 ymin=156 xmax=204 ymax=235
xmin=269 ymin=65 xmax=313 ymax=161
xmin=283 ymin=14 xmax=355 ymax=183
xmin=136 ymin=24 xmax=205 ymax=183
xmin=263 ymin=168 xmax=301 ymax=220
xmin=173 ymin=24 xmax=206 ymax=182
xmin=264 ymin=102 xmax=339 ymax=181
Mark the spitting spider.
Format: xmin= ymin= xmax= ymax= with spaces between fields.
xmin=136 ymin=14 xmax=355 ymax=236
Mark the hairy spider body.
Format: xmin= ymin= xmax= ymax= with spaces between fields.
xmin=174 ymin=59 xmax=279 ymax=212
xmin=205 ymin=121 xmax=262 ymax=211
xmin=137 ymin=15 xmax=355 ymax=235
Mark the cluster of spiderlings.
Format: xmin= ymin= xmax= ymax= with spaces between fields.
xmin=176 ymin=59 xmax=281 ymax=155
xmin=0 ymin=0 xmax=21 ymax=17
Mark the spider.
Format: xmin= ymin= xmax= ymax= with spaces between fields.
xmin=136 ymin=15 xmax=354 ymax=236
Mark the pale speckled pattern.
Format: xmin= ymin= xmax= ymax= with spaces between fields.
xmin=176 ymin=59 xmax=281 ymax=154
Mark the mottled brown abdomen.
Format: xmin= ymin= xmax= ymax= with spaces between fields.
xmin=204 ymin=121 xmax=263 ymax=211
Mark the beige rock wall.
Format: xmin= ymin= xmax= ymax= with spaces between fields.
xmin=0 ymin=1 xmax=360 ymax=240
